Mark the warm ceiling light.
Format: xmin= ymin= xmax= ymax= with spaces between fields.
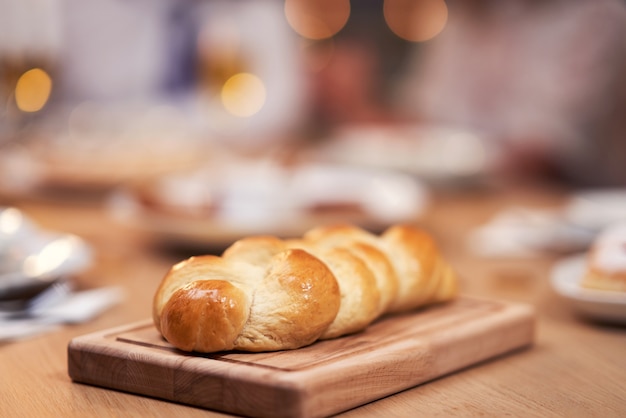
xmin=384 ymin=0 xmax=448 ymax=42
xmin=221 ymin=73 xmax=266 ymax=118
xmin=15 ymin=68 xmax=52 ymax=112
xmin=284 ymin=0 xmax=350 ymax=40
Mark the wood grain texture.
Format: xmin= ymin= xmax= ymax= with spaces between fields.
xmin=68 ymin=297 xmax=535 ymax=418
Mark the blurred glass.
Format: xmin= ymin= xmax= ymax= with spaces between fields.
xmin=0 ymin=0 xmax=61 ymax=143
xmin=192 ymin=0 xmax=307 ymax=152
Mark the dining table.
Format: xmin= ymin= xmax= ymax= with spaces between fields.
xmin=1 ymin=178 xmax=624 ymax=417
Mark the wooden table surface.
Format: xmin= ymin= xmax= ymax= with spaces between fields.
xmin=1 ymin=182 xmax=625 ymax=417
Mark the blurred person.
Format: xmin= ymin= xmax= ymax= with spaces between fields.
xmin=304 ymin=0 xmax=413 ymax=133
xmin=398 ymin=0 xmax=626 ymax=187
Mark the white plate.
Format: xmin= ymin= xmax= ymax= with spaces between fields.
xmin=550 ymin=255 xmax=626 ymax=324
xmin=565 ymin=189 xmax=626 ymax=232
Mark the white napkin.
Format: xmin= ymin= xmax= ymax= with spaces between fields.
xmin=0 ymin=285 xmax=124 ymax=341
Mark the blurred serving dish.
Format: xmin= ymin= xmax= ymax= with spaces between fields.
xmin=109 ymin=159 xmax=428 ymax=249
xmin=0 ymin=102 xmax=208 ymax=196
xmin=311 ymin=124 xmax=498 ymax=186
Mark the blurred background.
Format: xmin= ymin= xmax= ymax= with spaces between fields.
xmin=3 ymin=4 xmax=626 ymax=411
xmin=2 ymin=0 xmax=626 ymax=186
xmin=1 ymin=0 xmax=626 ymax=241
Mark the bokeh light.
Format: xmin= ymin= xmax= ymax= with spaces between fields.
xmin=221 ymin=73 xmax=266 ymax=117
xmin=284 ymin=0 xmax=351 ymax=40
xmin=15 ymin=68 xmax=52 ymax=112
xmin=383 ymin=0 xmax=448 ymax=42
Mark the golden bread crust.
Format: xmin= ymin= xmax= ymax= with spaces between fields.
xmin=153 ymin=223 xmax=458 ymax=353
xmin=160 ymin=279 xmax=249 ymax=352
xmin=235 ymin=248 xmax=341 ymax=351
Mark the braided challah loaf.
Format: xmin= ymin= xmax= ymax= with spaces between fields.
xmin=153 ymin=224 xmax=458 ymax=353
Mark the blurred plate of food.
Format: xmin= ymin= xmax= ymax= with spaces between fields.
xmin=108 ymin=158 xmax=428 ymax=250
xmin=309 ymin=124 xmax=498 ymax=187
xmin=551 ymin=254 xmax=626 ymax=324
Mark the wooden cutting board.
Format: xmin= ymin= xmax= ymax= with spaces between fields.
xmin=68 ymin=297 xmax=535 ymax=418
